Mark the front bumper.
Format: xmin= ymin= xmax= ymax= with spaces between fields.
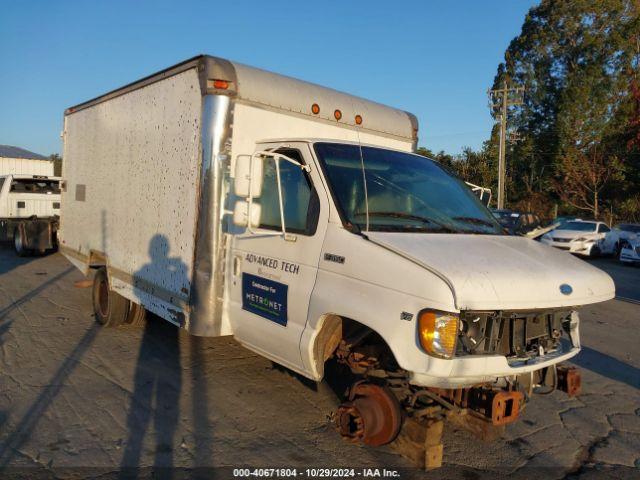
xmin=409 ymin=312 xmax=581 ymax=388
xmin=541 ymin=237 xmax=597 ymax=256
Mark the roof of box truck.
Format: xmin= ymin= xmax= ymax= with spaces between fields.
xmin=65 ymin=55 xmax=418 ymax=145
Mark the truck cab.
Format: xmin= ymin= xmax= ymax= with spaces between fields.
xmin=227 ymin=138 xmax=613 ymax=444
xmin=229 ymin=139 xmax=612 ymax=383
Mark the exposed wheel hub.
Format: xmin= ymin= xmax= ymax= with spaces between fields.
xmin=335 ymin=382 xmax=402 ymax=446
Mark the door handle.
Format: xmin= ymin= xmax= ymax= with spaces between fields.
xmin=233 ymin=255 xmax=242 ymax=276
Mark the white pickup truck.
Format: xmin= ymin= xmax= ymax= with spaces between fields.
xmin=0 ymin=174 xmax=61 ymax=255
xmin=59 ymin=55 xmax=615 ymax=464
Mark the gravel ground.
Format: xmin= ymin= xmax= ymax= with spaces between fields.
xmin=0 ymin=247 xmax=638 ymax=479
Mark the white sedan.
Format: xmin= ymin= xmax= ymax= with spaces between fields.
xmin=608 ymin=223 xmax=640 ymax=254
xmin=540 ymin=220 xmax=616 ymax=257
xmin=619 ymin=237 xmax=640 ymax=264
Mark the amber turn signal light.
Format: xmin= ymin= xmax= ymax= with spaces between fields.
xmin=418 ymin=310 xmax=458 ymax=359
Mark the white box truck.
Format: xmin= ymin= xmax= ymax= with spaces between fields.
xmin=0 ymin=174 xmax=61 ymax=255
xmin=59 ymin=55 xmax=614 ymax=463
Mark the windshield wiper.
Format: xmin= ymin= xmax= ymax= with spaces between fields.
xmin=354 ymin=211 xmax=462 ymax=233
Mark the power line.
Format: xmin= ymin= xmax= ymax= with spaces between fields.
xmin=489 ymin=81 xmax=525 ymax=208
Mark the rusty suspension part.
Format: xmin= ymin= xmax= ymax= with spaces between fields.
xmin=419 ymin=386 xmax=524 ymax=426
xmin=335 ymin=382 xmax=402 ymax=446
xmin=556 ymin=365 xmax=581 ymax=396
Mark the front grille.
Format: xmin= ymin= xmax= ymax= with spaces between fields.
xmin=554 ymin=238 xmax=571 ymax=243
xmin=458 ymin=310 xmax=571 ymax=358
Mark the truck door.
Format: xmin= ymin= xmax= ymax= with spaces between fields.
xmin=228 ymin=143 xmax=329 ymax=374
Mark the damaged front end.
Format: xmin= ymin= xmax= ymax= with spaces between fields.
xmin=457 ymin=308 xmax=580 ymax=364
xmin=409 ymin=309 xmax=582 ymax=429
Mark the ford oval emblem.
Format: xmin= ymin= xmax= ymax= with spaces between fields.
xmin=560 ymin=284 xmax=573 ymax=295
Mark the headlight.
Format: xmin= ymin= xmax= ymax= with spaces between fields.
xmin=418 ymin=310 xmax=458 ymax=359
xmin=573 ymin=237 xmax=594 ymax=243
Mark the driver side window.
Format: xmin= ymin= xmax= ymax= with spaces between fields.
xmin=257 ymin=150 xmax=319 ymax=235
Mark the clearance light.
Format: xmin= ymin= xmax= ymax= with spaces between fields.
xmin=334 ymin=109 xmax=342 ymax=121
xmin=418 ymin=310 xmax=458 ymax=359
xmin=211 ymin=79 xmax=230 ymax=89
xmin=355 ymin=114 xmax=363 ymax=125
xmin=311 ymin=103 xmax=320 ymax=114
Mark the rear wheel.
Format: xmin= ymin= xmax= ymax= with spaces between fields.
xmin=13 ymin=225 xmax=32 ymax=257
xmin=590 ymin=245 xmax=601 ymax=258
xmin=126 ymin=302 xmax=147 ymax=327
xmin=92 ymin=268 xmax=129 ymax=327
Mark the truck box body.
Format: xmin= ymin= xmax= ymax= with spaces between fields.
xmin=60 ymin=55 xmax=416 ymax=336
xmin=0 ymin=156 xmax=53 ymax=177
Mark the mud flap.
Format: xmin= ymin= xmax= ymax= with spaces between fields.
xmin=20 ymin=219 xmax=57 ymax=251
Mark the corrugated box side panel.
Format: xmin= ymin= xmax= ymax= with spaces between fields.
xmin=60 ymin=68 xmax=202 ymax=308
xmin=0 ymin=158 xmax=54 ymax=176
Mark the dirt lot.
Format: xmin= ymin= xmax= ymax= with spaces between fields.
xmin=0 ymin=247 xmax=638 ymax=479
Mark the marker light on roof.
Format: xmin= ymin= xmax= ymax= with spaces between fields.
xmin=311 ymin=103 xmax=320 ymax=114
xmin=334 ymin=109 xmax=342 ymax=121
xmin=211 ymin=79 xmax=230 ymax=89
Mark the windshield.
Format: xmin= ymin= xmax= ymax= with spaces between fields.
xmin=314 ymin=143 xmax=503 ymax=234
xmin=617 ymin=224 xmax=640 ymax=233
xmin=10 ymin=179 xmax=60 ymax=194
xmin=492 ymin=210 xmax=519 ymax=228
xmin=557 ymin=221 xmax=597 ymax=232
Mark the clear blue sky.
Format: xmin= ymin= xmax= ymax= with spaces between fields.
xmin=0 ymin=0 xmax=537 ymax=157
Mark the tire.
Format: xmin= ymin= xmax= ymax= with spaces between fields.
xmin=92 ymin=268 xmax=129 ymax=327
xmin=13 ymin=226 xmax=32 ymax=257
xmin=590 ymin=245 xmax=601 ymax=258
xmin=125 ymin=302 xmax=147 ymax=327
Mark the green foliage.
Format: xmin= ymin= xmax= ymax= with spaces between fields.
xmin=421 ymin=0 xmax=639 ymax=222
xmin=489 ymin=0 xmax=640 ymax=221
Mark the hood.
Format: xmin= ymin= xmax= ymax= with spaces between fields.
xmin=550 ymin=229 xmax=599 ymax=240
xmin=367 ymin=232 xmax=615 ymax=311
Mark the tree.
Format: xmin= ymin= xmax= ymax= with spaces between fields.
xmin=50 ymin=154 xmax=62 ymax=176
xmin=488 ymin=0 xmax=640 ymax=221
xmin=555 ymin=147 xmax=623 ymax=218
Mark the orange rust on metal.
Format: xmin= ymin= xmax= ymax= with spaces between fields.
xmin=490 ymin=390 xmax=523 ymax=425
xmin=426 ymin=386 xmax=523 ymax=425
xmin=557 ymin=365 xmax=581 ymax=397
xmin=74 ymin=279 xmax=93 ymax=288
xmin=334 ymin=340 xmax=378 ymax=372
xmin=335 ymin=382 xmax=402 ymax=446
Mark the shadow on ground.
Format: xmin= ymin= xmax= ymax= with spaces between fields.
xmin=573 ymin=345 xmax=639 ymax=390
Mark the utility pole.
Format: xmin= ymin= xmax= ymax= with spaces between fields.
xmin=489 ymin=81 xmax=524 ymax=209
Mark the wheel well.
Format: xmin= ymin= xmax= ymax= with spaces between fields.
xmin=312 ymin=315 xmax=399 ymax=380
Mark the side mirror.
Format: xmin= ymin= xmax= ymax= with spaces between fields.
xmin=234 ymin=155 xmax=263 ymax=198
xmin=233 ymin=200 xmax=261 ymax=228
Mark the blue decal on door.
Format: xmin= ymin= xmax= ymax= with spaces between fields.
xmin=242 ymin=273 xmax=288 ymax=326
